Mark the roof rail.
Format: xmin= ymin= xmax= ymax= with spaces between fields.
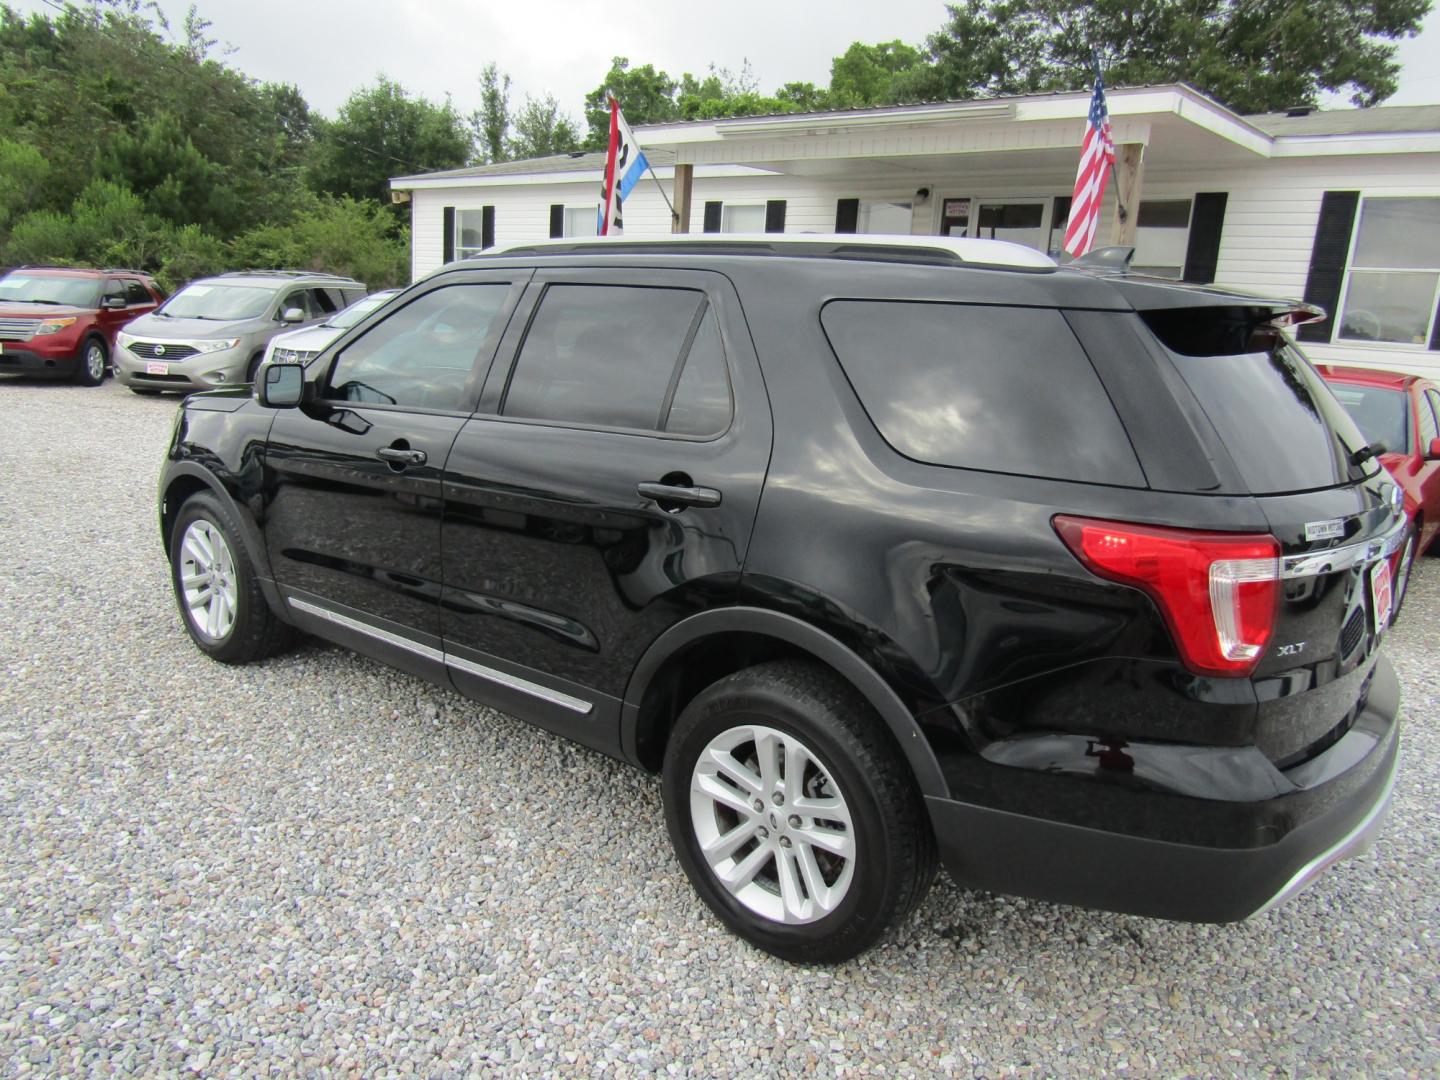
xmin=217 ymin=269 xmax=366 ymax=284
xmin=483 ymin=233 xmax=1057 ymax=271
xmin=100 ymin=268 xmax=154 ymax=277
xmin=12 ymin=264 xmax=99 ymax=273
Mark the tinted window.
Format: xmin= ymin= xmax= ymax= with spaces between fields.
xmin=328 ymin=284 xmax=510 ymax=410
xmin=1327 ymin=385 xmax=1409 ymax=455
xmin=821 ymin=301 xmax=1144 ymax=485
xmin=663 ymin=308 xmax=732 ymax=436
xmin=104 ymin=279 xmax=126 ymax=300
xmin=125 ymin=280 xmax=151 ymax=305
xmin=503 ymin=285 xmax=704 ymax=431
xmin=1140 ymin=309 xmax=1372 ymax=493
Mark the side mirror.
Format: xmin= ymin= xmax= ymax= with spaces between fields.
xmin=102 ymin=296 xmax=126 ymax=309
xmin=1429 ymin=438 xmax=1440 ymax=461
xmin=258 ymin=362 xmax=305 ymax=407
xmin=281 ymin=307 xmax=306 ymax=323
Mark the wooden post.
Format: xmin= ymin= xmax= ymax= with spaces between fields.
xmin=1110 ymin=143 xmax=1145 ymax=246
xmin=672 ymin=163 xmax=693 ymax=234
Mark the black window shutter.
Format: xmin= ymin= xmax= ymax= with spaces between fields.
xmin=835 ymin=198 xmax=859 ymax=233
xmin=481 ymin=205 xmax=496 ymax=250
xmin=549 ymin=204 xmax=564 ymax=238
xmin=702 ymin=201 xmax=723 ymax=233
xmin=442 ymin=206 xmax=455 ymax=262
xmin=1181 ymin=193 xmax=1228 ymax=285
xmin=1298 ymin=191 xmax=1360 ymax=344
xmin=765 ymin=200 xmax=787 ymax=234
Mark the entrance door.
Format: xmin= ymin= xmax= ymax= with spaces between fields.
xmin=973 ymin=201 xmax=1047 ymax=251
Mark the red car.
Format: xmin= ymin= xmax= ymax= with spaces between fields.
xmin=1318 ymin=364 xmax=1440 ymax=608
xmin=0 ymin=266 xmax=164 ymax=386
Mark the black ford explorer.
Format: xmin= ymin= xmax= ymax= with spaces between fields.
xmin=158 ymin=235 xmax=1403 ymax=964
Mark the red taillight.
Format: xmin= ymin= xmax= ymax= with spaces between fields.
xmin=1054 ymin=515 xmax=1281 ymax=678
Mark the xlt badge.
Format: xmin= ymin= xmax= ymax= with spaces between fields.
xmin=1304 ymin=519 xmax=1345 ymax=541
xmin=1275 ymin=642 xmax=1307 ymax=657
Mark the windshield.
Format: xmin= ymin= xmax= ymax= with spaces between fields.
xmin=0 ymin=273 xmax=102 ymax=308
xmin=159 ymin=283 xmax=272 ymax=321
xmin=1327 ymin=384 xmax=1411 ymax=455
xmin=328 ymin=292 xmax=397 ymax=329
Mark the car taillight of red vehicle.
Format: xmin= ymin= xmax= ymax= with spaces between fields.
xmin=1054 ymin=515 xmax=1281 ymax=678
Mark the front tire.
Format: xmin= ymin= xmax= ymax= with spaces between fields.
xmin=169 ymin=493 xmax=294 ymax=664
xmin=661 ymin=660 xmax=936 ymax=964
xmin=75 ymin=338 xmax=108 ymax=386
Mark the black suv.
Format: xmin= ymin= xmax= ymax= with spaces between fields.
xmin=158 ymin=236 xmax=1403 ymax=963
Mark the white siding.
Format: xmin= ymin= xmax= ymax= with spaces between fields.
xmin=406 ymin=150 xmax=1440 ymax=377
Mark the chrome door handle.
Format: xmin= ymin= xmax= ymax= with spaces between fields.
xmin=376 ymin=446 xmax=427 ymax=466
xmin=637 ymin=481 xmax=722 ymax=508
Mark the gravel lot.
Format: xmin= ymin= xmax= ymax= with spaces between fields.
xmin=1 ymin=375 xmax=1437 ymax=1077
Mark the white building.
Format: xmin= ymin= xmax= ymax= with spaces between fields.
xmin=391 ymin=84 xmax=1440 ymax=376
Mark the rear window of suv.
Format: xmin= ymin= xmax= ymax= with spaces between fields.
xmin=820 ymin=300 xmax=1144 ymax=486
xmin=1140 ymin=308 xmax=1375 ymax=493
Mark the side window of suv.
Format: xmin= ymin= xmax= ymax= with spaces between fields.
xmin=821 ymin=300 xmax=1144 ymax=486
xmin=327 ymin=284 xmax=511 ymax=410
xmin=501 ymin=284 xmax=728 ymax=435
xmin=104 ymin=279 xmax=126 ymax=306
xmin=124 ymin=280 xmax=151 ymax=305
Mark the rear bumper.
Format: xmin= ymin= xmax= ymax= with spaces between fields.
xmin=928 ymin=653 xmax=1401 ymax=922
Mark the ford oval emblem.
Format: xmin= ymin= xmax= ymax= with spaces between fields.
xmin=154 ymin=344 xmax=165 ymax=357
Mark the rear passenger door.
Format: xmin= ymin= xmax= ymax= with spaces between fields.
xmin=439 ymin=268 xmax=773 ymax=752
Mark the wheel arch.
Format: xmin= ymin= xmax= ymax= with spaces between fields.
xmin=159 ymin=462 xmax=286 ymax=616
xmin=621 ymin=607 xmax=949 ymax=799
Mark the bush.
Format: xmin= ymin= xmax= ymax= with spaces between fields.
xmin=231 ymin=195 xmax=409 ymax=289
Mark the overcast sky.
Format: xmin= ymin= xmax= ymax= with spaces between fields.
xmin=11 ymin=0 xmax=1440 ymax=120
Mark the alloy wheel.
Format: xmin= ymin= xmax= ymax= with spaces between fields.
xmin=179 ymin=519 xmax=238 ymax=641
xmin=85 ymin=343 xmax=106 ymax=383
xmin=688 ymin=723 xmax=856 ymax=924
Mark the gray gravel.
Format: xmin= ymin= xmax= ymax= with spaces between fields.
xmin=1 ymin=374 xmax=1437 ymax=1077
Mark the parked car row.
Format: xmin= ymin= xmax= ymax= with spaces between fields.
xmin=0 ymin=264 xmax=393 ymax=393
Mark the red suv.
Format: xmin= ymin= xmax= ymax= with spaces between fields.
xmin=0 ymin=266 xmax=164 ymax=386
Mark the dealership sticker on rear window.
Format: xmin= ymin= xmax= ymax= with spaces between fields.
xmin=1369 ymin=558 xmax=1393 ymax=635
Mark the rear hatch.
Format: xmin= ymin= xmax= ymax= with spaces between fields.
xmin=1118 ymin=283 xmax=1405 ymax=765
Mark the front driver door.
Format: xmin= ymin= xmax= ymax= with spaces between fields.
xmin=263 ymin=272 xmax=527 ymax=683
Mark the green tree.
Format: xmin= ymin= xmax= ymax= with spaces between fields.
xmin=829 ymin=41 xmax=930 ymax=107
xmin=472 ymin=62 xmax=512 ymax=164
xmin=95 ymin=112 xmax=235 ymax=231
xmin=508 ymin=94 xmax=581 ymax=159
xmin=775 ymin=81 xmax=832 ymax=112
xmin=231 ymin=195 xmax=410 ymax=289
xmin=922 ymin=0 xmax=1432 ymax=112
xmin=308 ymin=77 xmax=473 ymax=209
xmin=584 ymin=58 xmax=680 ymax=147
xmin=0 ymin=140 xmax=50 ymax=232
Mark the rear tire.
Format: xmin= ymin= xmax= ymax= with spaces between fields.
xmin=661 ymin=660 xmax=936 ymax=964
xmin=75 ymin=338 xmax=107 ymax=386
xmin=170 ymin=492 xmax=295 ymax=664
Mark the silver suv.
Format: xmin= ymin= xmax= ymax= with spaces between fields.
xmin=114 ymin=270 xmax=366 ymax=394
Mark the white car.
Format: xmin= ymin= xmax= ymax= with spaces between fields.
xmin=264 ymin=289 xmax=402 ymax=366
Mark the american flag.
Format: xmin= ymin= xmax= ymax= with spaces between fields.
xmin=1062 ymin=73 xmax=1116 ymax=257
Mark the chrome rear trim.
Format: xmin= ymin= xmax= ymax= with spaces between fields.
xmin=1280 ymin=517 xmax=1408 ymax=580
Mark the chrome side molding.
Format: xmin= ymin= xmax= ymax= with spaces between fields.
xmin=286 ymin=596 xmax=594 ymax=716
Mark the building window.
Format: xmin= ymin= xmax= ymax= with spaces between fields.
xmin=1131 ymin=200 xmax=1192 ymax=279
xmin=1338 ymin=198 xmax=1440 ymax=346
xmin=857 ymin=200 xmax=912 ymax=235
xmin=565 ymin=206 xmax=598 ymax=237
xmin=456 ymin=208 xmax=494 ymax=258
xmin=721 ymin=205 xmax=766 ymax=233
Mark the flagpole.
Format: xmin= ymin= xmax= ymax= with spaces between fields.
xmin=646 ymin=162 xmax=679 ymax=225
